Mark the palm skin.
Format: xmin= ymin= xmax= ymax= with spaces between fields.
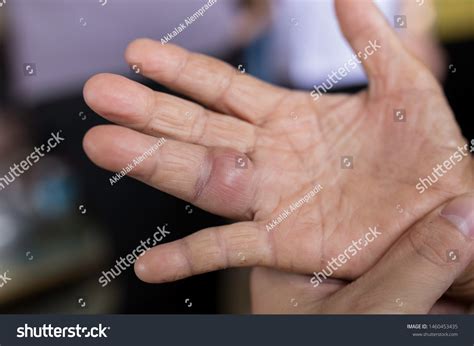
xmin=248 ymin=86 xmax=471 ymax=276
xmin=248 ymin=83 xmax=474 ymax=312
xmin=82 ymin=0 xmax=473 ymax=305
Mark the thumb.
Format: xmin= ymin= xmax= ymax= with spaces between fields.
xmin=334 ymin=0 xmax=431 ymax=93
xmin=331 ymin=193 xmax=474 ymax=313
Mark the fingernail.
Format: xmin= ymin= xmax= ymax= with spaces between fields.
xmin=440 ymin=194 xmax=474 ymax=238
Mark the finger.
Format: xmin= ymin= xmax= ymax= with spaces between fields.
xmin=328 ymin=193 xmax=474 ymax=313
xmin=83 ymin=125 xmax=257 ymax=219
xmin=250 ymin=267 xmax=344 ymax=314
xmin=429 ymin=299 xmax=468 ymax=314
xmin=135 ymin=222 xmax=272 ymax=283
xmin=447 ymin=261 xmax=474 ymax=302
xmin=83 ymin=74 xmax=257 ymax=153
xmin=125 ymin=38 xmax=289 ymax=124
xmin=334 ymin=0 xmax=436 ymax=92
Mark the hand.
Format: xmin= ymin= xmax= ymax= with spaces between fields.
xmin=82 ymin=0 xmax=473 ymax=295
xmin=251 ymin=194 xmax=474 ymax=313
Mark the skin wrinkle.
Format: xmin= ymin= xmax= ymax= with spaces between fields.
xmin=130 ymin=136 xmax=169 ymax=184
xmin=260 ymin=91 xmax=292 ymax=128
xmin=142 ymin=90 xmax=161 ymax=133
xmin=333 ymin=98 xmax=367 ymax=147
xmin=315 ymin=94 xmax=352 ymax=115
xmin=373 ymin=81 xmax=440 ymax=110
xmin=140 ymin=90 xmax=183 ymax=139
xmin=368 ymin=57 xmax=391 ymax=96
xmin=167 ymin=48 xmax=192 ymax=86
xmin=284 ymin=129 xmax=305 ymax=167
xmin=210 ymin=65 xmax=238 ymax=116
xmin=148 ymin=85 xmax=256 ymax=151
xmin=251 ymin=129 xmax=312 ymax=220
xmin=265 ymin=221 xmax=279 ymax=269
xmin=408 ymin=221 xmax=456 ymax=268
xmin=322 ymin=186 xmax=349 ymax=250
xmin=258 ymin=126 xmax=319 ymax=158
xmin=191 ymin=147 xmax=214 ymax=203
xmin=241 ymin=175 xmax=258 ymax=220
xmin=306 ymin=96 xmax=326 ymax=149
xmin=255 ymin=168 xmax=314 ymax=222
xmin=144 ymin=150 xmax=163 ymax=184
xmin=279 ymin=198 xmax=304 ymax=242
xmin=251 ymin=175 xmax=278 ymax=222
xmin=408 ymin=137 xmax=474 ymax=197
xmin=318 ymin=98 xmax=365 ymax=156
xmin=212 ymin=226 xmax=230 ymax=269
xmin=304 ymin=105 xmax=326 ymax=175
xmin=318 ymin=185 xmax=344 ymax=264
xmin=190 ymin=105 xmax=209 ymax=144
xmin=245 ymin=125 xmax=260 ymax=156
xmin=180 ymin=236 xmax=197 ymax=280
xmin=134 ymin=78 xmax=256 ymax=152
xmin=320 ymin=96 xmax=364 ymax=142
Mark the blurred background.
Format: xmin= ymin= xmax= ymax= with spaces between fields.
xmin=0 ymin=0 xmax=472 ymax=314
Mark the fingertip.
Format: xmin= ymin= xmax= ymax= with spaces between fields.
xmin=124 ymin=38 xmax=188 ymax=83
xmin=82 ymin=125 xmax=104 ymax=158
xmin=134 ymin=256 xmax=153 ymax=283
xmin=439 ymin=193 xmax=474 ymax=239
xmin=125 ymin=38 xmax=155 ymax=63
xmin=83 ymin=73 xmax=114 ymax=107
xmin=82 ymin=125 xmax=151 ymax=171
xmin=84 ymin=73 xmax=151 ymax=125
xmin=125 ymin=37 xmax=169 ymax=71
xmin=134 ymin=245 xmax=191 ymax=284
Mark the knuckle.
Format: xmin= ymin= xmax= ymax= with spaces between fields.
xmin=408 ymin=219 xmax=466 ymax=267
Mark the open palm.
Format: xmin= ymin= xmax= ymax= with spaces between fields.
xmin=83 ymin=0 xmax=473 ymax=291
